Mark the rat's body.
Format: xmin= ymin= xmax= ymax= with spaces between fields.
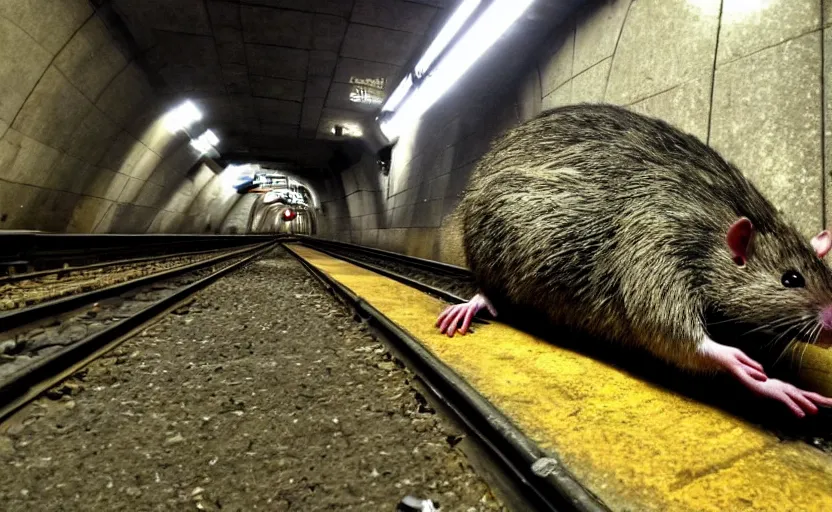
xmin=437 ymin=103 xmax=832 ymax=417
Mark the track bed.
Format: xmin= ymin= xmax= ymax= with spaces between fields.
xmin=0 ymin=247 xmax=506 ymax=511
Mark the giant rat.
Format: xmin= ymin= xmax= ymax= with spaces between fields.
xmin=437 ymin=103 xmax=832 ymax=417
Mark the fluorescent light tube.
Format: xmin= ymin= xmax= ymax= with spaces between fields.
xmin=415 ymin=0 xmax=482 ymax=78
xmin=382 ymin=0 xmax=534 ymax=141
xmin=190 ymin=129 xmax=219 ymax=154
xmin=381 ymin=73 xmax=413 ymax=113
xmin=163 ymin=100 xmax=203 ymax=133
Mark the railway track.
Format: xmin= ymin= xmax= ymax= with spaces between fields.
xmin=292 ymin=235 xmax=478 ymax=303
xmin=1 ymin=248 xmax=238 ymax=311
xmin=284 ymin=238 xmax=606 ymax=512
xmin=5 ymin=233 xmax=830 ymax=510
xmin=0 ymin=233 xmax=275 ymax=275
xmin=0 ymin=235 xmax=278 ymax=423
xmin=284 ymin=237 xmax=832 ymax=512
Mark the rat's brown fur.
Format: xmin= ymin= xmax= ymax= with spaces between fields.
xmin=459 ymin=103 xmax=832 ymax=371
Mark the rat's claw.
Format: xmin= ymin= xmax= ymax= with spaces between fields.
xmin=745 ymin=379 xmax=832 ymax=418
xmin=784 ymin=388 xmax=818 ymax=416
xmin=459 ymin=304 xmax=478 ymax=335
xmin=436 ymin=305 xmax=455 ymax=327
xmin=437 ymin=304 xmax=462 ymax=335
xmin=435 ymin=293 xmax=498 ymax=337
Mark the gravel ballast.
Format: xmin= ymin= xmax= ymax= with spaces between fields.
xmin=0 ymin=247 xmax=506 ymax=511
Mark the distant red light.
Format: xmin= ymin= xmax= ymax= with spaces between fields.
xmin=282 ymin=208 xmax=297 ymax=221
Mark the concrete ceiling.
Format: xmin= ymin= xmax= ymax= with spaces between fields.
xmin=110 ymin=0 xmax=450 ymax=168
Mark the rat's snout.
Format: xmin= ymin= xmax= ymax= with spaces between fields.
xmin=817 ymin=307 xmax=832 ymax=348
xmin=821 ymin=306 xmax=832 ymax=330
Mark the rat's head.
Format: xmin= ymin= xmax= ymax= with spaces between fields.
xmin=709 ymin=216 xmax=832 ymax=346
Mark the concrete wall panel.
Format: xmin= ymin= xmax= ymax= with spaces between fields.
xmin=54 ymin=16 xmax=129 ymax=101
xmin=711 ymin=32 xmax=823 ymax=238
xmin=12 ymin=66 xmax=93 ymax=151
xmin=96 ymin=63 xmax=154 ymax=127
xmin=0 ymin=128 xmax=61 ymax=187
xmin=0 ymin=16 xmax=52 ymax=124
xmin=0 ymin=0 xmax=93 ymax=54
xmin=606 ymin=0 xmax=719 ymax=105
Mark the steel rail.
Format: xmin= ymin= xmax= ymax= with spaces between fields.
xmin=284 ymin=244 xmax=610 ymax=512
xmin=0 ymin=242 xmax=276 ymax=423
xmin=293 ymin=235 xmax=474 ymax=278
xmin=0 ymin=242 xmax=273 ymax=332
xmin=0 ymin=245 xmax=237 ymax=286
xmin=0 ymin=233 xmax=277 ymax=274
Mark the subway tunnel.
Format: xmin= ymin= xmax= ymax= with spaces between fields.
xmin=2 ymin=1 xmax=832 ymax=511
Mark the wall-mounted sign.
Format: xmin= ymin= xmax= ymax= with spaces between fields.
xmin=349 ymin=77 xmax=386 ymax=105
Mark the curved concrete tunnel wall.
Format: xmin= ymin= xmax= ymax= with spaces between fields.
xmin=3 ymin=0 xmax=824 ymax=244
xmin=318 ymin=0 xmax=831 ymax=267
xmin=0 ymin=1 xmax=254 ymax=234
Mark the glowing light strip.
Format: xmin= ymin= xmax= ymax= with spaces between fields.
xmin=380 ymin=0 xmax=534 ymax=141
xmin=190 ymin=129 xmax=220 ymax=154
xmin=163 ymin=100 xmax=202 ymax=133
xmin=415 ymin=0 xmax=482 ymax=77
xmin=381 ymin=73 xmax=413 ymax=113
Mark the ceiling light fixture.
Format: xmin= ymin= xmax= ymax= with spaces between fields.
xmin=380 ymin=73 xmax=413 ymax=113
xmin=331 ymin=123 xmax=363 ymax=138
xmin=190 ymin=129 xmax=220 ymax=155
xmin=414 ymin=0 xmax=482 ymax=78
xmin=163 ymin=100 xmax=203 ymax=133
xmin=380 ymin=0 xmax=534 ymax=142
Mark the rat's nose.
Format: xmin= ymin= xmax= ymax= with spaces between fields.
xmin=821 ymin=306 xmax=832 ymax=330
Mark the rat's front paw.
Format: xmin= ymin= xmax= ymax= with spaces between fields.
xmin=700 ymin=337 xmax=832 ymax=417
xmin=435 ymin=293 xmax=496 ymax=337
xmin=745 ymin=379 xmax=832 ymax=418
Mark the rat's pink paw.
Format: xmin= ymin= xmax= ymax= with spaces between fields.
xmin=744 ymin=379 xmax=832 ymax=418
xmin=435 ymin=293 xmax=496 ymax=337
xmin=701 ymin=340 xmax=767 ymax=381
xmin=700 ymin=337 xmax=832 ymax=417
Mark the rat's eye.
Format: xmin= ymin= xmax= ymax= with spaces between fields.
xmin=781 ymin=270 xmax=805 ymax=288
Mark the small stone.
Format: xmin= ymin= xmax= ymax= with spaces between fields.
xmin=94 ymin=310 xmax=114 ymax=322
xmin=0 ymin=339 xmax=16 ymax=354
xmin=124 ymin=486 xmax=142 ymax=497
xmin=45 ymin=388 xmax=64 ymax=400
xmin=25 ymin=328 xmax=45 ymax=340
xmin=0 ymin=436 xmax=15 ymax=455
xmin=378 ymin=362 xmax=396 ymax=371
xmin=85 ymin=322 xmax=104 ymax=332
xmin=63 ymin=324 xmax=88 ymax=342
xmin=191 ymin=487 xmax=205 ymax=497
xmin=26 ymin=332 xmax=55 ymax=350
xmin=531 ymin=457 xmax=560 ymax=477
xmin=165 ymin=433 xmax=185 ymax=445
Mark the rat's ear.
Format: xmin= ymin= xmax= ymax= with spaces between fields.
xmin=811 ymin=230 xmax=832 ymax=259
xmin=726 ymin=217 xmax=754 ymax=266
